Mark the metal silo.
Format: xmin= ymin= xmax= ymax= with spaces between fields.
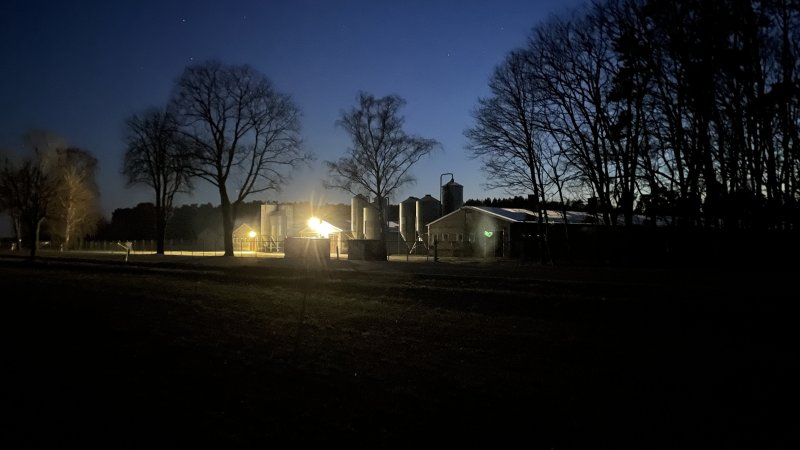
xmin=260 ymin=204 xmax=277 ymax=237
xmin=351 ymin=194 xmax=368 ymax=239
xmin=399 ymin=196 xmax=418 ymax=242
xmin=363 ymin=205 xmax=381 ymax=240
xmin=441 ymin=179 xmax=464 ymax=216
xmin=269 ymin=209 xmax=286 ymax=250
xmin=415 ymin=194 xmax=440 ymax=241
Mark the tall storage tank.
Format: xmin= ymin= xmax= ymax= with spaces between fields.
xmin=260 ymin=204 xmax=277 ymax=237
xmin=399 ymin=196 xmax=418 ymax=242
xmin=283 ymin=205 xmax=294 ymax=236
xmin=415 ymin=194 xmax=440 ymax=241
xmin=441 ymin=179 xmax=464 ymax=216
xmin=363 ymin=205 xmax=381 ymax=240
xmin=270 ymin=209 xmax=286 ymax=249
xmin=351 ymin=194 xmax=368 ymax=239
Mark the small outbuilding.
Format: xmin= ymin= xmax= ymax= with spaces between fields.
xmin=232 ymin=223 xmax=259 ymax=251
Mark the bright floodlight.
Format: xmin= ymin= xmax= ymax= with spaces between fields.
xmin=248 ymin=230 xmax=257 ymax=238
xmin=307 ymin=216 xmax=334 ymax=238
xmin=307 ymin=217 xmax=322 ymax=229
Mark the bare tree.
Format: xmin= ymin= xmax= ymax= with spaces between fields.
xmin=170 ymin=60 xmax=311 ymax=256
xmin=470 ymin=0 xmax=800 ymax=231
xmin=0 ymin=152 xmax=21 ymax=249
xmin=531 ymin=11 xmax=619 ymax=226
xmin=50 ymin=147 xmax=100 ymax=249
xmin=1 ymin=131 xmax=100 ymax=255
xmin=0 ymin=148 xmax=58 ymax=258
xmin=325 ymin=92 xmax=440 ymax=253
xmin=123 ymin=108 xmax=193 ymax=254
xmin=465 ymin=49 xmax=548 ymax=222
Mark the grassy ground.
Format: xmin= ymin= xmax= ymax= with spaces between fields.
xmin=0 ymin=251 xmax=797 ymax=448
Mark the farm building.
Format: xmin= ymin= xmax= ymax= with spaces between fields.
xmin=426 ymin=206 xmax=596 ymax=258
xmin=232 ymin=223 xmax=259 ymax=251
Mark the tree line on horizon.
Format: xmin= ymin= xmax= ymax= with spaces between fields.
xmin=466 ymin=0 xmax=800 ymax=230
xmin=93 ymin=201 xmax=353 ymax=242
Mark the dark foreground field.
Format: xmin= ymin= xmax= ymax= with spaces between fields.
xmin=0 ymin=254 xmax=797 ymax=449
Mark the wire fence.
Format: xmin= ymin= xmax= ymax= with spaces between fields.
xmin=64 ymin=238 xmax=280 ymax=257
xmin=5 ymin=235 xmax=431 ymax=258
xmin=73 ymin=236 xmax=427 ymax=256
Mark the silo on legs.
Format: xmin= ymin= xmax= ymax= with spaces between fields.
xmin=269 ymin=209 xmax=286 ymax=251
xmin=399 ymin=196 xmax=418 ymax=243
xmin=415 ymin=194 xmax=440 ymax=245
xmin=351 ymin=194 xmax=368 ymax=239
xmin=260 ymin=204 xmax=276 ymax=237
xmin=363 ymin=205 xmax=381 ymax=240
xmin=441 ymin=179 xmax=464 ymax=216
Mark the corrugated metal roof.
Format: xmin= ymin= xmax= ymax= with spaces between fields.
xmin=427 ymin=206 xmax=537 ymax=225
xmin=428 ymin=206 xmax=600 ymax=226
xmin=470 ymin=206 xmax=538 ymax=222
xmin=427 ymin=205 xmax=671 ymax=227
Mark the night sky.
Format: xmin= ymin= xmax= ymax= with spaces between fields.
xmin=1 ymin=0 xmax=583 ymax=219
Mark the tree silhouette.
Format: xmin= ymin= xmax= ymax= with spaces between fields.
xmin=465 ymin=50 xmax=547 ymax=222
xmin=51 ymin=147 xmax=100 ymax=249
xmin=0 ymin=147 xmax=57 ymax=258
xmin=470 ymin=0 xmax=800 ymax=230
xmin=171 ymin=60 xmax=311 ymax=256
xmin=123 ymin=108 xmax=193 ymax=254
xmin=325 ymin=92 xmax=439 ymax=253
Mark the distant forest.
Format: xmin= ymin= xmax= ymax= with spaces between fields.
xmin=95 ymin=201 xmax=352 ymax=241
xmin=465 ymin=196 xmax=589 ymax=211
xmin=96 ymin=198 xmax=570 ymax=241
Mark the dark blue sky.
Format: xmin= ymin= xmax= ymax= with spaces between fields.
xmin=1 ymin=0 xmax=583 ymax=217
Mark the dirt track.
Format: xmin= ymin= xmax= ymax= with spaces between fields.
xmin=1 ymin=253 xmax=797 ymax=448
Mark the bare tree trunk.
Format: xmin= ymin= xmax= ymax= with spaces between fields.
xmin=155 ymin=191 xmax=166 ymax=255
xmin=219 ymin=188 xmax=234 ymax=257
xmin=64 ymin=203 xmax=73 ymax=250
xmin=377 ymin=195 xmax=389 ymax=261
xmin=13 ymin=215 xmax=22 ymax=251
xmin=28 ymin=217 xmax=45 ymax=259
xmin=557 ymin=184 xmax=570 ymax=264
xmin=155 ymin=208 xmax=167 ymax=255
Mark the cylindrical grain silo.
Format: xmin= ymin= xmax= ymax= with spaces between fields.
xmin=363 ymin=205 xmax=381 ymax=240
xmin=399 ymin=196 xmax=418 ymax=243
xmin=351 ymin=194 xmax=368 ymax=239
xmin=415 ymin=194 xmax=440 ymax=241
xmin=441 ymin=179 xmax=464 ymax=216
xmin=268 ymin=209 xmax=287 ymax=251
xmin=283 ymin=204 xmax=294 ymax=237
xmin=260 ymin=204 xmax=277 ymax=237
xmin=270 ymin=209 xmax=286 ymax=241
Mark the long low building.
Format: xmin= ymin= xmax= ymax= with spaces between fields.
xmin=426 ymin=206 xmax=598 ymax=258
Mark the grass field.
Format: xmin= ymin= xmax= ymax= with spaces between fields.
xmin=1 ymin=251 xmax=797 ymax=448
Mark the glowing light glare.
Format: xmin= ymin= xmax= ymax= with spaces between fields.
xmin=248 ymin=230 xmax=257 ymax=238
xmin=307 ymin=216 xmax=335 ymax=237
xmin=484 ymin=230 xmax=493 ymax=238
